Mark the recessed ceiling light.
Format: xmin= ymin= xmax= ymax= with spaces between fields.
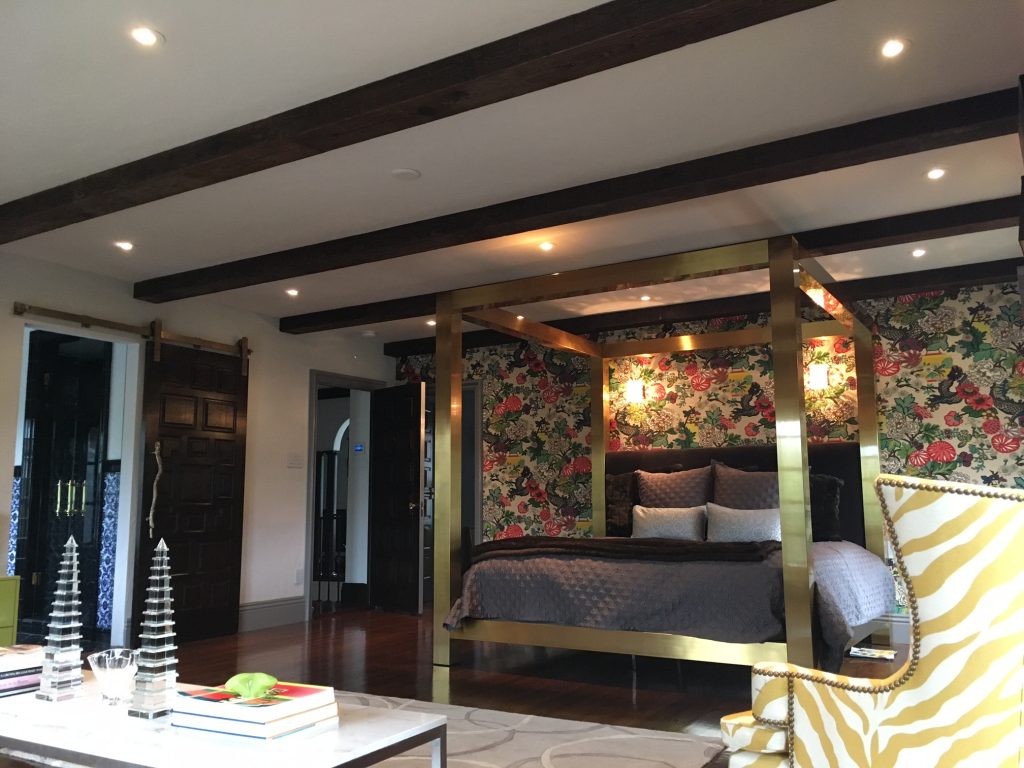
xmin=551 ymin=272 xmax=560 ymax=276
xmin=912 ymin=248 xmax=926 ymax=258
xmin=539 ymin=242 xmax=554 ymax=252
xmin=130 ymin=27 xmax=164 ymax=47
xmin=926 ymin=167 xmax=946 ymax=180
xmin=880 ymin=38 xmax=905 ymax=58
xmin=285 ymin=288 xmax=299 ymax=297
xmin=361 ymin=330 xmax=377 ymax=338
xmin=516 ymin=315 xmax=525 ymax=320
xmin=113 ymin=241 xmax=134 ymax=252
xmin=426 ymin=320 xmax=437 ymax=326
xmin=640 ymin=295 xmax=651 ymax=302
xmin=391 ymin=168 xmax=422 ymax=181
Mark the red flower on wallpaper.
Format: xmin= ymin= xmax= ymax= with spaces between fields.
xmin=719 ymin=415 xmax=736 ymax=429
xmin=684 ymin=362 xmax=699 ymax=376
xmin=572 ymin=456 xmax=592 ymax=474
xmin=608 ymin=437 xmax=622 ymax=451
xmin=833 ymin=338 xmax=853 ymax=354
xmin=609 ymin=418 xmax=618 ymax=431
xmin=982 ymin=417 xmax=1002 ymax=435
xmin=806 ymin=338 xmax=823 ymax=348
xmin=898 ymin=349 xmax=922 ymax=368
xmin=744 ymin=423 xmax=759 ymax=437
xmin=709 ymin=367 xmax=729 ymax=384
xmin=648 ymin=382 xmax=667 ymax=401
xmin=911 ymin=404 xmax=932 ymax=420
xmin=944 ymin=411 xmax=963 ymax=427
xmin=539 ymin=508 xmax=552 ymax=521
xmin=537 ymin=376 xmax=549 ymax=390
xmin=504 ymin=395 xmax=523 ymax=413
xmin=518 ymin=500 xmax=529 ymax=515
xmin=991 ymin=432 xmax=1021 ymax=454
xmin=560 ymin=463 xmax=575 ymax=478
xmin=1015 ymin=359 xmax=1024 ymax=377
xmin=483 ymin=457 xmax=496 ymax=472
xmin=908 ymin=450 xmax=929 ymax=467
xmin=543 ymin=520 xmax=562 ymax=537
xmin=542 ymin=388 xmax=560 ymax=403
xmin=528 ymin=359 xmax=545 ymax=372
xmin=690 ymin=373 xmax=711 ymax=391
xmin=658 ymin=357 xmax=672 ymax=371
xmin=925 ymin=440 xmax=957 ymax=464
xmin=515 ymin=373 xmax=526 ymax=384
xmin=874 ymin=356 xmax=901 ymax=376
xmin=495 ymin=524 xmax=525 ymax=540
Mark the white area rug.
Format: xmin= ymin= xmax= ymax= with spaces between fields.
xmin=337 ymin=692 xmax=724 ymax=768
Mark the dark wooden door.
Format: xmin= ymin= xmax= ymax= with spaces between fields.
xmin=369 ymin=383 xmax=424 ymax=614
xmin=134 ymin=344 xmax=248 ymax=642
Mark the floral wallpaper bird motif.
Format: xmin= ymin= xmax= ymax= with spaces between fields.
xmin=397 ymin=283 xmax=1024 ymax=538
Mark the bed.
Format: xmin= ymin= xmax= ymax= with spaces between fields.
xmin=445 ymin=444 xmax=894 ymax=671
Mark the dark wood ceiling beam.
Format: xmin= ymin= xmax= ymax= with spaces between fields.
xmin=0 ymin=0 xmax=834 ymax=245
xmin=381 ymin=258 xmax=1024 ymax=358
xmin=796 ymin=195 xmax=1019 ymax=255
xmin=280 ymin=195 xmax=1021 ymax=334
xmin=134 ymin=88 xmax=1018 ymax=303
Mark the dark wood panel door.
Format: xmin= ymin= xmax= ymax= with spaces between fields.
xmin=369 ymin=383 xmax=424 ymax=614
xmin=134 ymin=344 xmax=248 ymax=642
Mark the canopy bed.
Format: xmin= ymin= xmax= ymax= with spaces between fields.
xmin=431 ymin=236 xmax=886 ymax=670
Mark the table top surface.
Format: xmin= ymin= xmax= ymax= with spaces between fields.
xmin=0 ymin=682 xmax=446 ymax=768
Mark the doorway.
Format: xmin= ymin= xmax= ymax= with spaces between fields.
xmin=9 ymin=331 xmax=117 ymax=647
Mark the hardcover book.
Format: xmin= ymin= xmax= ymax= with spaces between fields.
xmin=170 ymin=701 xmax=339 ymax=739
xmin=0 ymin=645 xmax=44 ymax=674
xmin=173 ymin=682 xmax=335 ymax=723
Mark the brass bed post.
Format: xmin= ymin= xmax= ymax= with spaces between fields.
xmin=433 ymin=292 xmax=463 ymax=666
xmin=590 ymin=357 xmax=609 ymax=537
xmin=769 ymin=236 xmax=815 ymax=667
xmin=853 ymin=319 xmax=884 ymax=558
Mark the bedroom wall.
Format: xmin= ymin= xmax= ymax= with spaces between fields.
xmin=398 ymin=282 xmax=1024 ymax=540
xmin=0 ymin=253 xmax=393 ymax=615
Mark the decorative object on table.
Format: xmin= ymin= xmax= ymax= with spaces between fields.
xmin=128 ymin=539 xmax=177 ymax=719
xmin=0 ymin=644 xmax=43 ymax=698
xmin=224 ymin=671 xmax=278 ymax=698
xmin=36 ymin=537 xmax=83 ymax=701
xmin=171 ymin=680 xmax=337 ymax=739
xmin=87 ymin=648 xmax=138 ymax=705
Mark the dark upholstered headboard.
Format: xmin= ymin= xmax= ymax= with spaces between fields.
xmin=606 ymin=443 xmax=866 ymax=546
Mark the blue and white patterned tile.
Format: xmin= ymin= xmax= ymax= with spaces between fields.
xmin=6 ymin=475 xmax=19 ymax=577
xmin=97 ymin=472 xmax=119 ymax=630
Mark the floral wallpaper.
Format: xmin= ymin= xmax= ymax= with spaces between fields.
xmin=398 ymin=282 xmax=1024 ymax=538
xmin=868 ymin=284 xmax=1024 ymax=488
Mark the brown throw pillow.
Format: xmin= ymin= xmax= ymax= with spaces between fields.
xmin=605 ymin=472 xmax=637 ymax=537
xmin=637 ymin=465 xmax=713 ymax=508
xmin=713 ymin=462 xmax=779 ymax=509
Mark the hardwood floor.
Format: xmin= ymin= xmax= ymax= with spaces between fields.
xmin=173 ymin=608 xmax=907 ymax=768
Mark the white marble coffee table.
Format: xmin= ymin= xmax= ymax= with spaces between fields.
xmin=0 ymin=684 xmax=446 ymax=768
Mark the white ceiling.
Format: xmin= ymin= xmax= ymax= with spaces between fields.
xmin=1 ymin=0 xmax=1021 ymax=345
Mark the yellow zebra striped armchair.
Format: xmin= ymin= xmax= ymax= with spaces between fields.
xmin=720 ymin=474 xmax=1024 ymax=768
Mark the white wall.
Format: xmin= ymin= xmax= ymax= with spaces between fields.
xmin=315 ymin=398 xmax=350 ymax=452
xmin=0 ymin=253 xmax=392 ymax=606
xmin=345 ymin=390 xmax=371 ymax=584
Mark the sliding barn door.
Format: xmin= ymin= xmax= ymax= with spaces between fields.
xmin=368 ymin=383 xmax=425 ymax=613
xmin=133 ymin=344 xmax=248 ymax=642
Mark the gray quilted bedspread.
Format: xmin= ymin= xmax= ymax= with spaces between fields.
xmin=445 ymin=540 xmax=893 ymax=666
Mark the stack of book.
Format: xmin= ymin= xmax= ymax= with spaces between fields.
xmin=171 ymin=681 xmax=338 ymax=740
xmin=0 ymin=644 xmax=44 ymax=698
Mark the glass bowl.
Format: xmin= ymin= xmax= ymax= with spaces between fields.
xmin=87 ymin=648 xmax=138 ymax=706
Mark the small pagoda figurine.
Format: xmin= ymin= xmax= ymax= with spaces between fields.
xmin=37 ymin=536 xmax=84 ymax=701
xmin=128 ymin=539 xmax=178 ymax=719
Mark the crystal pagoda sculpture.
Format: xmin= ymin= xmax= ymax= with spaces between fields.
xmin=128 ymin=539 xmax=178 ymax=719
xmin=37 ymin=536 xmax=84 ymax=701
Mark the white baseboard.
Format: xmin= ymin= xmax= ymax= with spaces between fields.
xmin=238 ymin=596 xmax=305 ymax=632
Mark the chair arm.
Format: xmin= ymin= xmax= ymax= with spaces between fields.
xmin=751 ymin=661 xmax=887 ymax=723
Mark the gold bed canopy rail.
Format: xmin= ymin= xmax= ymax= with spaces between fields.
xmin=12 ymin=302 xmax=252 ymax=375
xmin=431 ymin=235 xmax=884 ymax=670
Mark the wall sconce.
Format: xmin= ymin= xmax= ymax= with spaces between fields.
xmin=624 ymin=379 xmax=646 ymax=403
xmin=806 ymin=363 xmax=830 ymax=391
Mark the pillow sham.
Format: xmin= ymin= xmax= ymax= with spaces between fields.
xmin=637 ymin=465 xmax=712 ymax=508
xmin=712 ymin=461 xmax=778 ymax=509
xmin=706 ymin=501 xmax=781 ymax=542
xmin=809 ymin=473 xmax=844 ymax=542
xmin=605 ymin=472 xmax=638 ymax=537
xmin=630 ymin=504 xmax=706 ymax=540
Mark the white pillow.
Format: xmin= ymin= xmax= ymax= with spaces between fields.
xmin=630 ymin=504 xmax=706 ymax=540
xmin=706 ymin=502 xmax=781 ymax=542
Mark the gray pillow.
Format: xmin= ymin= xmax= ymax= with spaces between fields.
xmin=636 ymin=465 xmax=712 ymax=508
xmin=713 ymin=462 xmax=779 ymax=509
xmin=630 ymin=505 xmax=706 ymax=540
xmin=706 ymin=502 xmax=781 ymax=542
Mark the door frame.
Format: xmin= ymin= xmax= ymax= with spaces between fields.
xmin=304 ymin=370 xmax=387 ymax=621
xmin=14 ymin=321 xmax=145 ymax=646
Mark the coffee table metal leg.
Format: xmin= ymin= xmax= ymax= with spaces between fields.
xmin=432 ymin=728 xmax=447 ymax=767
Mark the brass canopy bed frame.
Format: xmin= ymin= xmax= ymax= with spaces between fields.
xmin=431 ymin=236 xmax=883 ymax=669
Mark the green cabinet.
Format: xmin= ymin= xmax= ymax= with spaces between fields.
xmin=0 ymin=576 xmax=19 ymax=646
